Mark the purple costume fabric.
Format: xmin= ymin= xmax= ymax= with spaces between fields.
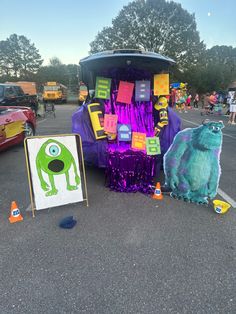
xmin=72 ymin=103 xmax=108 ymax=168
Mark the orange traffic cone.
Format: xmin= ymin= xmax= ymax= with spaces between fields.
xmin=152 ymin=182 xmax=163 ymax=200
xmin=9 ymin=201 xmax=23 ymax=223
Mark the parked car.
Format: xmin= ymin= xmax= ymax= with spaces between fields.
xmin=72 ymin=49 xmax=180 ymax=167
xmin=0 ymin=83 xmax=38 ymax=114
xmin=0 ymin=106 xmax=36 ymax=152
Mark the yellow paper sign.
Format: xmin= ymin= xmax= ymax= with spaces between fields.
xmin=5 ymin=121 xmax=24 ymax=138
xmin=154 ymin=74 xmax=169 ymax=96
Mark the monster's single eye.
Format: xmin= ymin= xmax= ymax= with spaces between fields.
xmin=209 ymin=125 xmax=215 ymax=130
xmin=45 ymin=143 xmax=61 ymax=157
xmin=215 ymin=126 xmax=220 ymax=131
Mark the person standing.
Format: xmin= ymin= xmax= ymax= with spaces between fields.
xmin=193 ymin=93 xmax=199 ymax=108
xmin=209 ymin=91 xmax=217 ymax=112
xmin=228 ymin=92 xmax=236 ymax=125
xmin=186 ymin=94 xmax=192 ymax=109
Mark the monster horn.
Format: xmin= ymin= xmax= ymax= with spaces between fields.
xmin=218 ymin=120 xmax=225 ymax=128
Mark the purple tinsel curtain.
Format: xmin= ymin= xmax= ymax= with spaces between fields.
xmin=104 ymin=94 xmax=156 ymax=193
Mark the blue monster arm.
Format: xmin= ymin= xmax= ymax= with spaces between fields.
xmin=208 ymin=152 xmax=220 ymax=199
xmin=164 ymin=129 xmax=192 ymax=190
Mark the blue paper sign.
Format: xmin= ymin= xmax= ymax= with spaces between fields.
xmin=135 ymin=80 xmax=150 ymax=101
xmin=118 ymin=124 xmax=132 ymax=141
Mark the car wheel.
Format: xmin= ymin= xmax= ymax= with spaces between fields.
xmin=24 ymin=122 xmax=35 ymax=137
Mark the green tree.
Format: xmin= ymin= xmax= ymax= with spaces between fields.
xmin=0 ymin=34 xmax=43 ymax=78
xmin=17 ymin=35 xmax=43 ymax=78
xmin=90 ymin=0 xmax=205 ymax=70
xmin=49 ymin=57 xmax=63 ymax=67
xmin=185 ymin=46 xmax=236 ymax=93
xmin=0 ymin=41 xmax=11 ymax=76
xmin=36 ymin=59 xmax=79 ymax=91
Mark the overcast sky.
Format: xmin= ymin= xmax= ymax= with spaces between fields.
xmin=1 ymin=0 xmax=235 ymax=65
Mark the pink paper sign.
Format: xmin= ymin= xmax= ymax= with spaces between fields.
xmin=104 ymin=114 xmax=118 ymax=133
xmin=117 ymin=81 xmax=134 ymax=104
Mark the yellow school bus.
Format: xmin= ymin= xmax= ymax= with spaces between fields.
xmin=43 ymin=82 xmax=67 ymax=103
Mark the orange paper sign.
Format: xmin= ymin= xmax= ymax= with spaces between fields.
xmin=154 ymin=74 xmax=169 ymax=96
xmin=131 ymin=132 xmax=146 ymax=150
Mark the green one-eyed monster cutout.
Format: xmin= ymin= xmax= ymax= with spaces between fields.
xmin=36 ymin=139 xmax=80 ymax=196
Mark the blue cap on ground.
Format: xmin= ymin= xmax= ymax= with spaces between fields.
xmin=59 ymin=216 xmax=77 ymax=229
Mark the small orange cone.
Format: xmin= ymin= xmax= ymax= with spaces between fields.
xmin=9 ymin=201 xmax=23 ymax=223
xmin=152 ymin=182 xmax=163 ymax=200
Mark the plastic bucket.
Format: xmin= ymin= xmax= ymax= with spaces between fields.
xmin=213 ymin=200 xmax=231 ymax=214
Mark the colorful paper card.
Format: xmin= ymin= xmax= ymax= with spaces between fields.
xmin=154 ymin=74 xmax=169 ymax=96
xmin=131 ymin=132 xmax=146 ymax=150
xmin=104 ymin=114 xmax=118 ymax=134
xmin=88 ymin=103 xmax=106 ymax=139
xmin=117 ymin=124 xmax=132 ymax=141
xmin=135 ymin=80 xmax=150 ymax=101
xmin=146 ymin=137 xmax=161 ymax=155
xmin=95 ymin=77 xmax=111 ymax=99
xmin=117 ymin=81 xmax=134 ymax=104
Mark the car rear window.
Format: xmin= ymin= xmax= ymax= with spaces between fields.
xmin=0 ymin=108 xmax=8 ymax=115
xmin=14 ymin=86 xmax=24 ymax=96
xmin=0 ymin=86 xmax=4 ymax=98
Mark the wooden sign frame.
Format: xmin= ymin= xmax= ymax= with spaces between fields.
xmin=24 ymin=134 xmax=88 ymax=217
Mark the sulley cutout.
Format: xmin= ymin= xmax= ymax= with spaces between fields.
xmin=163 ymin=120 xmax=224 ymax=204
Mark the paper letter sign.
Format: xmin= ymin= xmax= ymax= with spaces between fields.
xmin=118 ymin=124 xmax=132 ymax=141
xmin=132 ymin=132 xmax=146 ymax=150
xmin=104 ymin=114 xmax=118 ymax=134
xmin=146 ymin=137 xmax=161 ymax=155
xmin=117 ymin=81 xmax=134 ymax=104
xmin=88 ymin=103 xmax=106 ymax=139
xmin=154 ymin=74 xmax=169 ymax=96
xmin=135 ymin=80 xmax=150 ymax=101
xmin=95 ymin=77 xmax=111 ymax=99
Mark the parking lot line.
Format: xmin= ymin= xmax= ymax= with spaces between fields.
xmin=181 ymin=118 xmax=236 ymax=140
xmin=37 ymin=118 xmax=47 ymax=124
xmin=217 ymin=188 xmax=236 ymax=208
xmin=25 ymin=204 xmax=31 ymax=211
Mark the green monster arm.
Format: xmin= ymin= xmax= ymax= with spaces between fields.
xmin=36 ymin=158 xmax=49 ymax=191
xmin=71 ymin=157 xmax=80 ymax=185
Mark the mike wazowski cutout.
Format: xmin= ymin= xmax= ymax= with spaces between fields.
xmin=36 ymin=139 xmax=80 ymax=196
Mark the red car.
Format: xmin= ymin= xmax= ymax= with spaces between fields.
xmin=0 ymin=106 xmax=36 ymax=152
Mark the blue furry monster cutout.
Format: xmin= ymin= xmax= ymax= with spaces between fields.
xmin=164 ymin=120 xmax=224 ymax=204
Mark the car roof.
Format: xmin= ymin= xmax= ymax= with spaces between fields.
xmin=79 ymin=49 xmax=175 ymax=89
xmin=80 ymin=49 xmax=175 ymax=65
xmin=0 ymin=83 xmax=18 ymax=87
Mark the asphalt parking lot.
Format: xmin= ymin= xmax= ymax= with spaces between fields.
xmin=0 ymin=105 xmax=235 ymax=314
